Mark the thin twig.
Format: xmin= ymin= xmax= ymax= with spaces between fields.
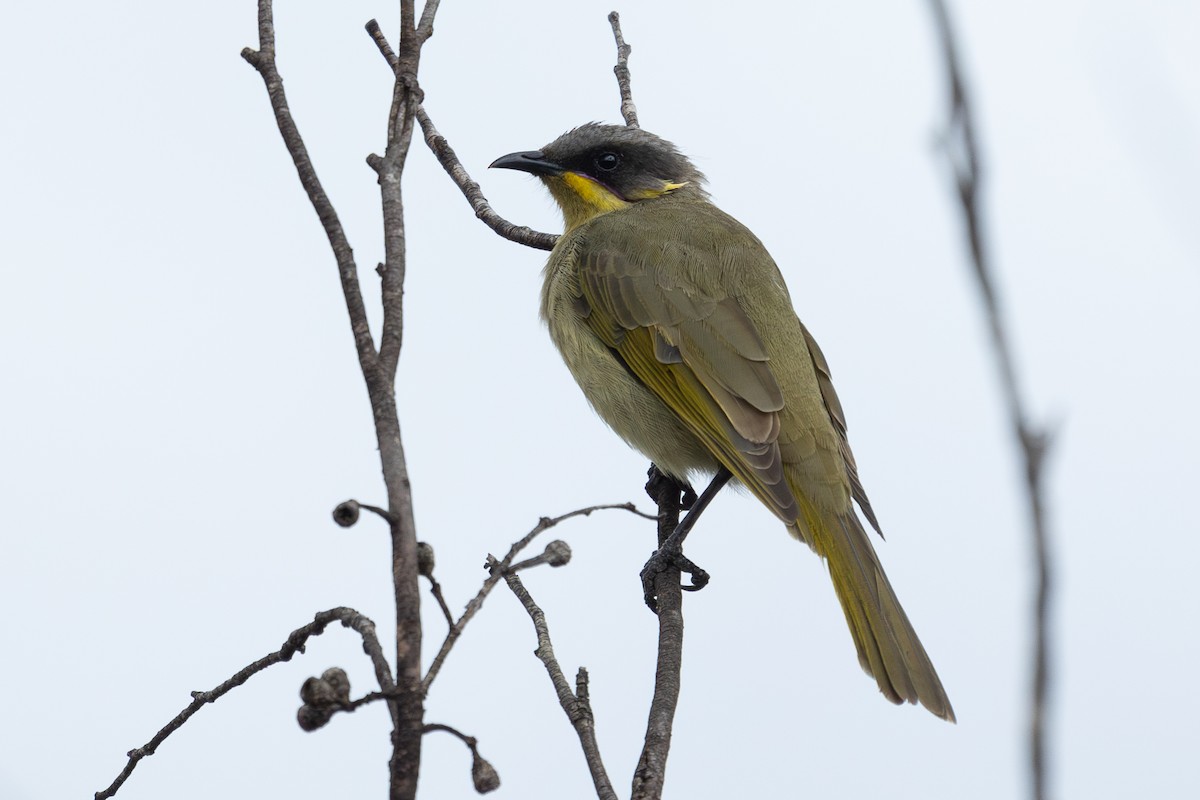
xmin=424 ymin=721 xmax=501 ymax=793
xmin=500 ymin=568 xmax=617 ymax=800
xmin=96 ymin=608 xmax=392 ymax=800
xmin=423 ymin=721 xmax=476 ymax=746
xmin=427 ymin=576 xmax=455 ymax=627
xmin=608 ymin=12 xmax=640 ymax=128
xmin=415 ymin=542 xmax=455 ymax=626
xmin=413 ymin=102 xmax=559 ymax=251
xmin=241 ymin=2 xmax=379 ymax=381
xmin=421 ymin=503 xmax=653 ymax=694
xmin=926 ymin=3 xmax=1054 ymax=800
xmin=317 ymin=686 xmax=411 ymax=720
xmin=631 ymin=468 xmax=687 ymax=800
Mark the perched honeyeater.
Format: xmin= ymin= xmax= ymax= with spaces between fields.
xmin=491 ymin=123 xmax=954 ymax=721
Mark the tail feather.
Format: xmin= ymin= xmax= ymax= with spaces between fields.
xmin=791 ymin=502 xmax=956 ymax=722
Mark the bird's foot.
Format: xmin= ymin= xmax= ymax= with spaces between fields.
xmin=645 ymin=466 xmax=696 ymax=510
xmin=679 ymin=483 xmax=698 ymax=511
xmin=640 ymin=543 xmax=710 ymax=613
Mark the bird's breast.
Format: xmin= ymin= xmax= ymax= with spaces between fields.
xmin=539 ymin=233 xmax=719 ymax=479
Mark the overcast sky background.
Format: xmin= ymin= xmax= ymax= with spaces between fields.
xmin=2 ymin=1 xmax=1198 ymax=798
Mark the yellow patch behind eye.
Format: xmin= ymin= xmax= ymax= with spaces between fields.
xmin=626 ymin=180 xmax=690 ymax=200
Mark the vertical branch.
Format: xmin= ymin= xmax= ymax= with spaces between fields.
xmin=926 ymin=3 xmax=1055 ymax=800
xmin=245 ymin=2 xmax=447 ymax=798
xmin=608 ymin=12 xmax=640 ymax=129
xmin=605 ymin=21 xmax=683 ymax=799
xmin=242 ymin=0 xmax=403 ymax=753
xmin=368 ymin=7 xmax=432 ymax=798
xmin=631 ymin=470 xmax=687 ymax=800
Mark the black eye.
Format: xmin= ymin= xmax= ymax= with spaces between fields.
xmin=594 ymin=151 xmax=621 ymax=172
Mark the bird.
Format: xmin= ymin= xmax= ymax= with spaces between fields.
xmin=491 ymin=123 xmax=955 ymax=721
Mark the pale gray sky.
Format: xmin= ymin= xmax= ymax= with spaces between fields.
xmin=2 ymin=2 xmax=1198 ymax=798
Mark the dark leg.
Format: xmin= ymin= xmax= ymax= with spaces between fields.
xmin=641 ymin=466 xmax=733 ymax=612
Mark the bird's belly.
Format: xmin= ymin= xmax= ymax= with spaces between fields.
xmin=545 ymin=300 xmax=718 ymax=481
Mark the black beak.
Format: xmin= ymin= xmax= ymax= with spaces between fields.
xmin=489 ymin=150 xmax=564 ymax=177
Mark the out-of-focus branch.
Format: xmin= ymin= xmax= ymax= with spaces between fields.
xmin=499 ymin=567 xmax=617 ymax=800
xmin=421 ymin=503 xmax=654 ymax=694
xmin=608 ymin=12 xmax=639 ymax=128
xmin=926 ymin=4 xmax=1055 ymax=800
xmin=95 ymin=608 xmax=391 ymax=800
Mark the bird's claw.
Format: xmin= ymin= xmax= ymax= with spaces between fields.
xmin=640 ymin=544 xmax=710 ymax=612
xmin=679 ymin=485 xmax=698 ymax=510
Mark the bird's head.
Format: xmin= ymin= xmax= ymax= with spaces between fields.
xmin=490 ymin=123 xmax=707 ymax=231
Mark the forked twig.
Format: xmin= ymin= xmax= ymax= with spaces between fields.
xmin=245 ymin=4 xmax=438 ymax=797
xmin=96 ymin=608 xmax=392 ymax=799
xmin=421 ymin=503 xmax=654 ymax=694
xmin=500 ymin=569 xmax=617 ymax=800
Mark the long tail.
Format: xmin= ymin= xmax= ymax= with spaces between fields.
xmin=790 ymin=502 xmax=956 ymax=722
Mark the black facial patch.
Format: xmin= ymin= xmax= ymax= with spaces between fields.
xmin=540 ymin=123 xmax=706 ymax=199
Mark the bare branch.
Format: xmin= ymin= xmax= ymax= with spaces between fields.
xmin=365 ymin=19 xmax=400 ymax=73
xmin=500 ymin=568 xmax=617 ymax=800
xmin=631 ymin=469 xmax=688 ymax=800
xmin=421 ymin=503 xmax=654 ymax=694
xmin=96 ymin=608 xmax=392 ymax=799
xmin=608 ymin=12 xmax=640 ymax=128
xmin=926 ymin=3 xmax=1055 ymax=800
xmin=361 ymin=14 xmax=443 ymax=383
xmin=416 ymin=0 xmax=442 ymax=45
xmin=373 ymin=55 xmax=416 ymax=381
xmin=426 ymin=577 xmax=455 ymax=627
xmin=414 ymin=102 xmax=559 ymax=251
xmin=245 ymin=3 xmax=437 ymax=796
xmin=241 ymin=0 xmax=379 ymax=383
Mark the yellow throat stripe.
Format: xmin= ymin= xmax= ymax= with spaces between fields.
xmin=555 ymin=172 xmax=690 ymax=230
xmin=561 ymin=172 xmax=629 ymax=214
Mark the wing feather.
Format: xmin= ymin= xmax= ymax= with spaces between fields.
xmin=578 ymin=247 xmax=798 ymax=521
xmin=799 ymin=322 xmax=882 ymax=535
